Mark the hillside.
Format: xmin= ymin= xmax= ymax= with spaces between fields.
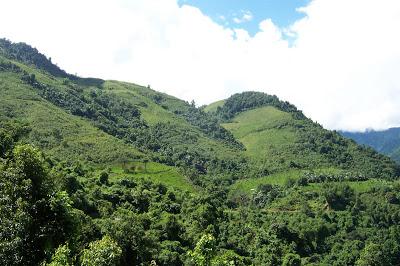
xmin=208 ymin=91 xmax=399 ymax=179
xmin=342 ymin=128 xmax=400 ymax=162
xmin=2 ymin=39 xmax=400 ymax=265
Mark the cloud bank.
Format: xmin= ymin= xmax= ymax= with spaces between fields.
xmin=1 ymin=0 xmax=400 ymax=131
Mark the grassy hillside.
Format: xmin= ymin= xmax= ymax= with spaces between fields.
xmin=214 ymin=92 xmax=399 ymax=179
xmin=0 ymin=70 xmax=142 ymax=164
xmin=0 ymin=48 xmax=198 ymax=192
xmin=203 ymin=99 xmax=225 ymax=113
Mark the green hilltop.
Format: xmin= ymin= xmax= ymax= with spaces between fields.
xmin=2 ymin=38 xmax=400 ymax=265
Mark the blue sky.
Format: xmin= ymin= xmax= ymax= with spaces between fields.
xmin=178 ymin=0 xmax=310 ymax=35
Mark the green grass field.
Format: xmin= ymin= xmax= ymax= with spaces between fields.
xmin=230 ymin=167 xmax=391 ymax=196
xmin=0 ymin=72 xmax=142 ymax=164
xmin=203 ymin=100 xmax=225 ymax=113
xmin=222 ymin=106 xmax=298 ymax=160
xmin=105 ymin=161 xmax=197 ymax=193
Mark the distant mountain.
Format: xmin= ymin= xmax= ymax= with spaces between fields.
xmin=341 ymin=128 xmax=400 ymax=162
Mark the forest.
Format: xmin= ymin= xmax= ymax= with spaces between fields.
xmin=2 ymin=38 xmax=400 ymax=266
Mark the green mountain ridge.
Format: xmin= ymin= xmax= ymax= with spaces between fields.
xmin=2 ymin=38 xmax=400 ymax=265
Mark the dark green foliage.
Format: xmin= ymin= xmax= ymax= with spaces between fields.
xmin=99 ymin=171 xmax=109 ymax=185
xmin=0 ymin=38 xmax=69 ymax=78
xmin=0 ymin=131 xmax=73 ymax=265
xmin=303 ymin=171 xmax=368 ymax=183
xmin=132 ymin=121 xmax=251 ymax=180
xmin=171 ymin=100 xmax=243 ymax=149
xmin=282 ymin=253 xmax=301 ymax=266
xmin=299 ymin=126 xmax=400 ymax=179
xmin=26 ymin=80 xmax=145 ymax=138
xmin=0 ymin=38 xmax=104 ymax=87
xmin=214 ymin=91 xmax=305 ymax=120
xmin=322 ymin=183 xmax=355 ymax=210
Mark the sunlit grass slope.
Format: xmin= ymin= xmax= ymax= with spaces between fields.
xmin=203 ymin=100 xmax=225 ymax=113
xmin=0 ymin=70 xmax=141 ymax=164
xmin=106 ymin=161 xmax=197 ymax=193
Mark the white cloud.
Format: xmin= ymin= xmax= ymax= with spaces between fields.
xmin=233 ymin=10 xmax=253 ymax=24
xmin=0 ymin=0 xmax=399 ymax=131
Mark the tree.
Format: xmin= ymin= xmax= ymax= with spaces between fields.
xmin=282 ymin=253 xmax=301 ymax=266
xmin=81 ymin=235 xmax=122 ymax=266
xmin=98 ymin=171 xmax=109 ymax=185
xmin=0 ymin=144 xmax=58 ymax=265
xmin=323 ymin=183 xmax=355 ymax=210
xmin=143 ymin=157 xmax=150 ymax=173
xmin=356 ymin=243 xmax=385 ymax=266
xmin=46 ymin=245 xmax=73 ymax=266
xmin=187 ymin=234 xmax=216 ymax=266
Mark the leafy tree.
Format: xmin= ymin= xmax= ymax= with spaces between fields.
xmin=98 ymin=171 xmax=109 ymax=185
xmin=0 ymin=144 xmax=72 ymax=265
xmin=356 ymin=243 xmax=385 ymax=266
xmin=322 ymin=183 xmax=355 ymax=210
xmin=187 ymin=234 xmax=216 ymax=266
xmin=46 ymin=244 xmax=73 ymax=266
xmin=282 ymin=253 xmax=301 ymax=266
xmin=81 ymin=236 xmax=122 ymax=266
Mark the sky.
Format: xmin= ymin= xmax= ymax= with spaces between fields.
xmin=177 ymin=0 xmax=310 ymax=36
xmin=0 ymin=0 xmax=400 ymax=132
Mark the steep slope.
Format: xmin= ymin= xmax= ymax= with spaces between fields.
xmin=0 ymin=39 xmax=252 ymax=190
xmin=209 ymin=92 xmax=399 ymax=179
xmin=0 ymin=64 xmax=141 ymax=164
xmin=342 ymin=128 xmax=400 ymax=162
xmin=203 ymin=99 xmax=225 ymax=113
xmin=0 ymin=41 xmax=199 ymax=191
xmin=1 ymin=38 xmax=399 ymax=183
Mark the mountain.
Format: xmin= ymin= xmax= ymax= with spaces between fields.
xmin=342 ymin=128 xmax=400 ymax=162
xmin=2 ymin=38 xmax=400 ymax=265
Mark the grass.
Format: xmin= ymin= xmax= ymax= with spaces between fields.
xmin=105 ymin=161 xmax=197 ymax=193
xmin=203 ymin=100 xmax=225 ymax=113
xmin=230 ymin=170 xmax=305 ymax=195
xmin=103 ymin=81 xmax=187 ymax=126
xmin=0 ymin=57 xmax=237 ymax=193
xmin=230 ymin=167 xmax=389 ymax=196
xmin=305 ymin=179 xmax=393 ymax=193
xmin=0 ymin=71 xmax=143 ymax=164
xmin=222 ymin=106 xmax=299 ymax=161
xmin=102 ymin=80 xmax=245 ymax=163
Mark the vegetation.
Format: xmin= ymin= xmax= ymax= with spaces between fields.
xmin=219 ymin=99 xmax=399 ymax=179
xmin=2 ymin=39 xmax=400 ymax=265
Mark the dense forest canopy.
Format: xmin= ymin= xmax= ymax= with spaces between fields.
xmin=1 ymin=39 xmax=400 ymax=265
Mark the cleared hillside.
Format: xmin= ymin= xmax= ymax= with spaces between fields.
xmin=209 ymin=91 xmax=400 ymax=179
